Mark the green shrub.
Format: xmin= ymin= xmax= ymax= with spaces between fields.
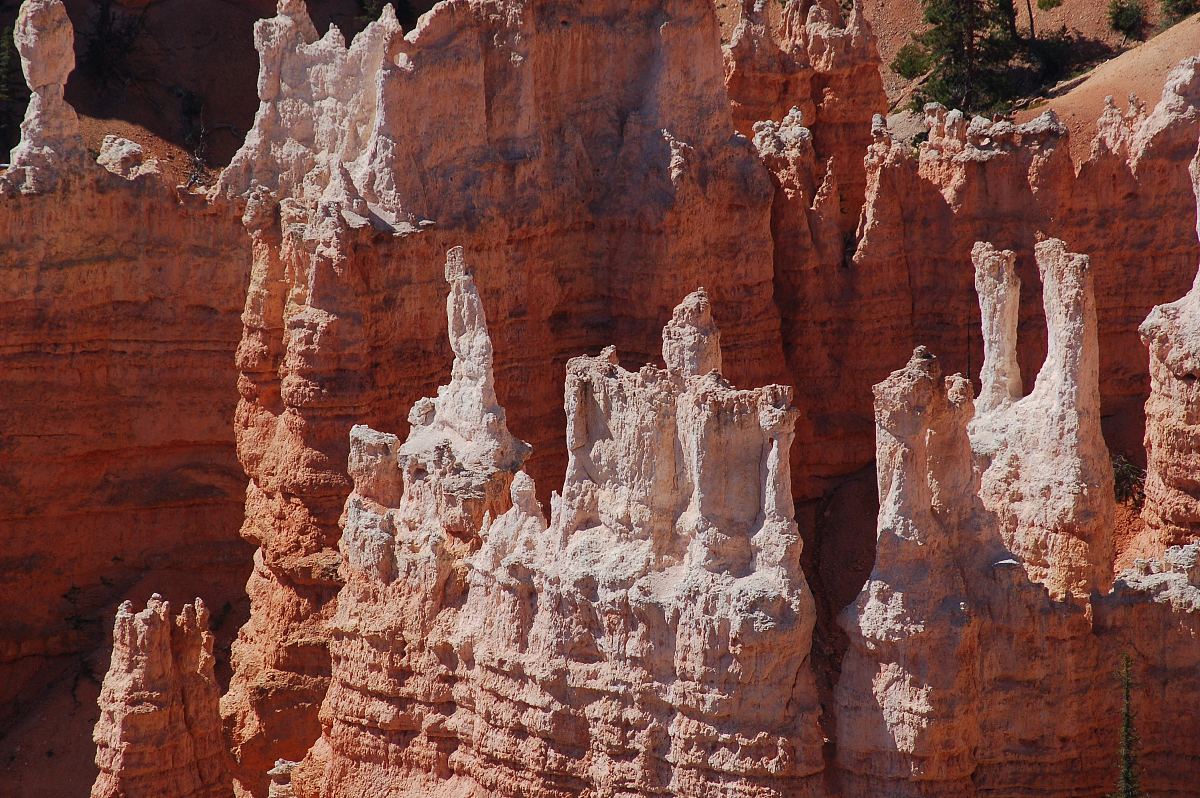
xmin=1037 ymin=0 xmax=1064 ymax=8
xmin=1108 ymin=0 xmax=1147 ymax=38
xmin=1161 ymin=0 xmax=1199 ymax=21
xmin=891 ymin=41 xmax=933 ymax=80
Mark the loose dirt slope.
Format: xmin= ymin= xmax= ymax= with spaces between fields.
xmin=1017 ymin=13 xmax=1200 ymax=162
xmin=862 ymin=0 xmax=1171 ymax=101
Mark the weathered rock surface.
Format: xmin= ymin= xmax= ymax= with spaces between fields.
xmin=212 ymin=3 xmax=1200 ymax=792
xmin=848 ymin=62 xmax=1200 ymax=478
xmin=723 ymin=0 xmax=886 ymax=231
xmin=1139 ymin=137 xmax=1200 ymax=556
xmin=971 ymin=238 xmax=1115 ymax=599
xmin=91 ymin=596 xmax=230 ymax=798
xmin=288 ymin=261 xmax=824 ymax=797
xmin=837 ymin=239 xmax=1200 ymax=797
xmin=835 ymin=348 xmax=982 ymax=795
xmin=3 ymin=0 xmax=1199 ymax=794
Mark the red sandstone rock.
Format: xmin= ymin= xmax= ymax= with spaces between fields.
xmin=217 ymin=2 xmax=802 ymax=792
xmin=723 ymin=0 xmax=886 ymax=231
xmin=0 ymin=0 xmax=1196 ymax=794
xmin=1139 ymin=137 xmax=1200 ymax=556
xmin=836 ymin=239 xmax=1200 ymax=797
xmin=91 ymin=596 xmax=230 ymax=798
xmin=845 ymin=64 xmax=1200 ymax=482
xmin=211 ymin=4 xmax=1200 ymax=793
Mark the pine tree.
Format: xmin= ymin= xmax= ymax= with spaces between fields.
xmin=918 ymin=0 xmax=1020 ymax=111
xmin=1110 ymin=653 xmax=1144 ymax=798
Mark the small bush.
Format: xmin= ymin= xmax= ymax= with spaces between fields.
xmin=1109 ymin=653 xmax=1143 ymax=798
xmin=891 ymin=41 xmax=932 ymax=80
xmin=179 ymin=90 xmax=214 ymax=188
xmin=1108 ymin=0 xmax=1147 ymax=38
xmin=1037 ymin=0 xmax=1064 ymax=8
xmin=1161 ymin=0 xmax=1199 ymax=22
xmin=1112 ymin=454 xmax=1146 ymax=508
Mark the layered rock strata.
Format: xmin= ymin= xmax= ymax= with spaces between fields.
xmin=91 ymin=596 xmax=230 ymax=798
xmin=836 ymin=239 xmax=1200 ymax=797
xmin=4 ymin=0 xmax=1198 ymax=793
xmin=1139 ymin=139 xmax=1200 ymax=555
xmin=214 ymin=4 xmax=1200 ymax=791
xmin=287 ymin=260 xmax=824 ymax=797
xmin=0 ymin=0 xmax=252 ymax=772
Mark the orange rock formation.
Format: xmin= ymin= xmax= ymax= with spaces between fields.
xmin=215 ymin=1 xmax=871 ymax=792
xmin=1140 ymin=138 xmax=1200 ymax=555
xmin=284 ymin=252 xmax=824 ymax=797
xmin=836 ymin=239 xmax=1200 ymax=797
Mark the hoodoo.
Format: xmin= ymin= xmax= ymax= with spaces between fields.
xmin=91 ymin=597 xmax=229 ymax=798
xmin=286 ymin=253 xmax=824 ymax=797
xmin=837 ymin=239 xmax=1200 ymax=797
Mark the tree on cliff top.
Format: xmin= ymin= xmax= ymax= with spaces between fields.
xmin=1109 ymin=653 xmax=1144 ymax=798
xmin=909 ymin=0 xmax=1019 ymax=111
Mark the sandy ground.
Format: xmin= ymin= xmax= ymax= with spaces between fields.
xmin=1017 ymin=13 xmax=1200 ymax=162
xmin=864 ymin=0 xmax=1170 ymax=102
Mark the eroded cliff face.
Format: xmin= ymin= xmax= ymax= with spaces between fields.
xmin=1139 ymin=139 xmax=1200 ymax=556
xmin=2 ymin=0 xmax=1199 ymax=793
xmin=723 ymin=0 xmax=886 ymax=232
xmin=205 ymin=2 xmax=1200 ymax=793
xmin=846 ymin=63 xmax=1200 ymax=477
xmin=217 ymin=1 xmax=857 ymax=791
xmin=836 ymin=240 xmax=1200 ymax=798
xmin=91 ymin=596 xmax=229 ymax=798
xmin=280 ymin=254 xmax=824 ymax=798
xmin=0 ymin=2 xmax=252 ymax=785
